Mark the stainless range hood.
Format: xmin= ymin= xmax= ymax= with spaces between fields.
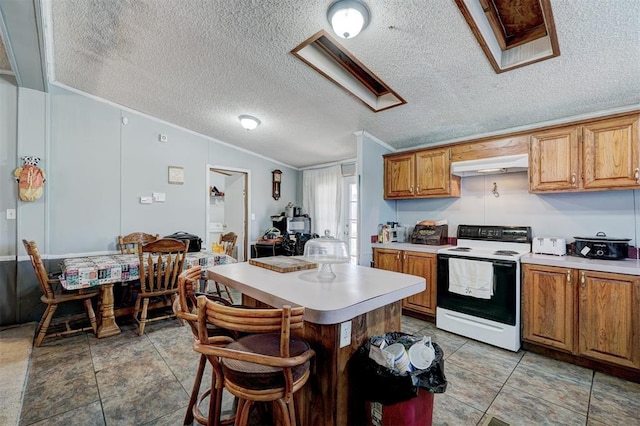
xmin=451 ymin=154 xmax=529 ymax=177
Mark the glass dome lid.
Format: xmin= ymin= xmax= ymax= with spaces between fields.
xmin=304 ymin=230 xmax=349 ymax=263
xmin=303 ymin=230 xmax=349 ymax=279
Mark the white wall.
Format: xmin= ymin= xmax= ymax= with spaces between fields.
xmin=43 ymin=85 xmax=300 ymax=255
xmin=357 ymin=132 xmax=396 ymax=266
xmin=394 ymin=172 xmax=639 ymax=251
xmin=0 ymin=77 xmax=18 ymax=258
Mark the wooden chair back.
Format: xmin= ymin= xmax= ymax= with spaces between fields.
xmin=196 ymin=297 xmax=306 ymax=356
xmin=195 ymin=297 xmax=314 ymax=422
xmin=22 ymin=239 xmax=54 ymax=299
xmin=118 ymin=232 xmax=159 ymax=254
xmin=219 ymin=232 xmax=237 ymax=258
xmin=138 ymin=238 xmax=188 ymax=294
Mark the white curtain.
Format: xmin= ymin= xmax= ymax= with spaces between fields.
xmin=302 ymin=165 xmax=343 ymax=238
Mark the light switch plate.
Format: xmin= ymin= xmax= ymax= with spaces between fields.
xmin=152 ymin=192 xmax=166 ymax=202
xmin=6 ymin=209 xmax=16 ymax=220
xmin=339 ymin=320 xmax=352 ymax=348
xmin=140 ymin=196 xmax=153 ymax=204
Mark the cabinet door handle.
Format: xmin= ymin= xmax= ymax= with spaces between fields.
xmin=396 ymin=252 xmax=400 ymax=260
xmin=403 ymin=253 xmax=407 ymax=261
xmin=635 ymin=168 xmax=639 ymax=184
xmin=416 ymin=185 xmax=420 ymax=193
xmin=410 ymin=185 xmax=414 ymax=194
xmin=580 ymin=271 xmax=585 ymax=287
xmin=566 ymin=270 xmax=571 ymax=284
xmin=571 ymin=173 xmax=577 ymax=185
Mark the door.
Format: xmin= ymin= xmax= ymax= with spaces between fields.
xmin=384 ymin=153 xmax=414 ymax=198
xmin=582 ymin=115 xmax=640 ymax=190
xmin=373 ymin=248 xmax=402 ymax=272
xmin=402 ymin=251 xmax=437 ymax=316
xmin=530 ymin=126 xmax=580 ymax=191
xmin=224 ymin=173 xmax=247 ymax=261
xmin=342 ymin=175 xmax=358 ymax=264
xmin=207 ymin=166 xmax=249 ymax=262
xmin=522 ymin=264 xmax=576 ymax=353
xmin=578 ymin=270 xmax=640 ymax=369
xmin=415 ymin=148 xmax=452 ymax=196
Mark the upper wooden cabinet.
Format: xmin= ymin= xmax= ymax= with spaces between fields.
xmin=384 ymin=148 xmax=460 ymax=199
xmin=530 ymin=114 xmax=640 ymax=193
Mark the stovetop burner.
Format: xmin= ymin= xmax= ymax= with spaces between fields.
xmin=493 ymin=250 xmax=519 ymax=256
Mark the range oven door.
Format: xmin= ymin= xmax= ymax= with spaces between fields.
xmin=437 ymin=254 xmax=517 ymax=325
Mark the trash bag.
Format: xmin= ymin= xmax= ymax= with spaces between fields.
xmin=349 ymin=331 xmax=447 ymax=405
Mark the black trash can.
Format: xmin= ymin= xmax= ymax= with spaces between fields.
xmin=349 ymin=332 xmax=447 ymax=426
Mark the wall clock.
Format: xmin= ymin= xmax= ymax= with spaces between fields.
xmin=272 ymin=169 xmax=282 ymax=200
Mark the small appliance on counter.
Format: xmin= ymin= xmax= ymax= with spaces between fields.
xmin=573 ymin=232 xmax=630 ymax=260
xmin=532 ymin=237 xmax=567 ymax=256
xmin=411 ymin=220 xmax=448 ymax=245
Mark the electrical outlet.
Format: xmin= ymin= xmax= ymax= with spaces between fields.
xmin=6 ymin=209 xmax=16 ymax=220
xmin=152 ymin=192 xmax=166 ymax=202
xmin=140 ymin=196 xmax=153 ymax=204
xmin=339 ymin=320 xmax=351 ymax=348
xmin=159 ymin=134 xmax=168 ymax=142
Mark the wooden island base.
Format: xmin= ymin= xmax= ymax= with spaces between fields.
xmin=243 ymin=295 xmax=402 ymax=425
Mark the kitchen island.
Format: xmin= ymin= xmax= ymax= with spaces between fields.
xmin=207 ymin=260 xmax=426 ymax=425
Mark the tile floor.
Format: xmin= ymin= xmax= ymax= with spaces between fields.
xmin=14 ymin=314 xmax=640 ymax=425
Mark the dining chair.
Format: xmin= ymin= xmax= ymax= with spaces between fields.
xmin=117 ymin=232 xmax=159 ymax=254
xmin=212 ymin=232 xmax=237 ymax=302
xmin=133 ymin=237 xmax=188 ymax=335
xmin=193 ymin=296 xmax=315 ymax=426
xmin=174 ymin=266 xmax=238 ymax=426
xmin=117 ymin=232 xmax=159 ymax=306
xmin=22 ymin=239 xmax=99 ymax=347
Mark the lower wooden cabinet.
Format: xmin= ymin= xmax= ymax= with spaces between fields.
xmin=373 ymin=248 xmax=437 ymax=316
xmin=523 ymin=264 xmax=640 ymax=370
xmin=522 ymin=264 xmax=576 ymax=353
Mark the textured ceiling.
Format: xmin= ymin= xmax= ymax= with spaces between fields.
xmin=46 ymin=0 xmax=640 ymax=168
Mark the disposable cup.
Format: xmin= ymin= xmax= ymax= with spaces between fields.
xmin=386 ymin=343 xmax=411 ymax=373
xmin=408 ymin=342 xmax=435 ymax=370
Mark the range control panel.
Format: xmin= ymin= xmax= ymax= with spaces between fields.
xmin=457 ymin=225 xmax=532 ymax=243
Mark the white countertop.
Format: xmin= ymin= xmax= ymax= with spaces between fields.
xmin=371 ymin=243 xmax=452 ymax=254
xmin=206 ymin=261 xmax=426 ymax=325
xmin=522 ymin=253 xmax=640 ymax=276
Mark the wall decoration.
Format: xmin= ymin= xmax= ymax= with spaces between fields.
xmin=13 ymin=156 xmax=45 ymax=202
xmin=272 ymin=169 xmax=282 ymax=200
xmin=168 ymin=166 xmax=184 ymax=184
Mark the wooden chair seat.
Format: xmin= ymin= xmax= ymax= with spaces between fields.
xmin=221 ymin=333 xmax=311 ymax=390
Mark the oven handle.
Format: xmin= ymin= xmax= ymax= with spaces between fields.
xmin=438 ymin=254 xmax=517 ymax=268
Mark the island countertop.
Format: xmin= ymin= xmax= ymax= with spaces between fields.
xmin=206 ymin=260 xmax=426 ymax=324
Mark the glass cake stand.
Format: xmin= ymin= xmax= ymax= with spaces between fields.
xmin=303 ymin=230 xmax=349 ymax=279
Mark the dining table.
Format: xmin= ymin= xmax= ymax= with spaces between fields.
xmin=60 ymin=251 xmax=236 ymax=338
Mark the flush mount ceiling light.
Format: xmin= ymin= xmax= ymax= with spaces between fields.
xmin=238 ymin=115 xmax=261 ymax=130
xmin=327 ymin=0 xmax=370 ymax=39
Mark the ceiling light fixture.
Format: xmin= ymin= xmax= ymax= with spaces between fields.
xmin=327 ymin=0 xmax=370 ymax=39
xmin=238 ymin=115 xmax=261 ymax=130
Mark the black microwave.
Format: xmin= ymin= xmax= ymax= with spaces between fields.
xmin=273 ymin=217 xmax=311 ymax=235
